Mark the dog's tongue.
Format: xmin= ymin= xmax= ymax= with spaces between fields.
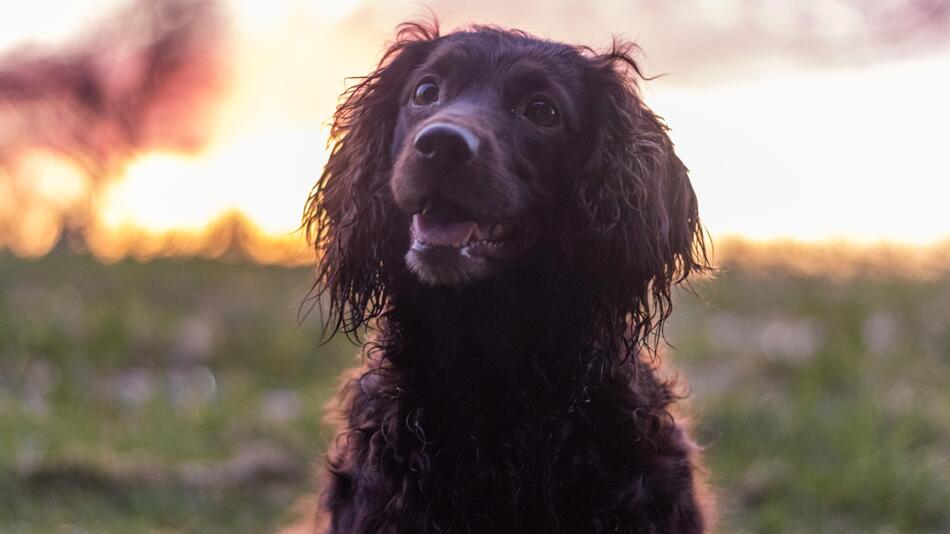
xmin=413 ymin=213 xmax=477 ymax=247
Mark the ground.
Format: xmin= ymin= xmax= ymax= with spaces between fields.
xmin=1 ymin=250 xmax=947 ymax=533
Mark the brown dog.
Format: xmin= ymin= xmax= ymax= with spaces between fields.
xmin=302 ymin=20 xmax=712 ymax=534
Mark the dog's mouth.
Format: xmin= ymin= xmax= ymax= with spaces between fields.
xmin=409 ymin=200 xmax=533 ymax=259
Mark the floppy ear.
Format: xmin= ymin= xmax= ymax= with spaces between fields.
xmin=570 ymin=42 xmax=709 ymax=343
xmin=304 ymin=22 xmax=439 ymax=335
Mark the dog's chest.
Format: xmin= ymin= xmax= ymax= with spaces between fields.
xmin=371 ymin=398 xmax=639 ymax=533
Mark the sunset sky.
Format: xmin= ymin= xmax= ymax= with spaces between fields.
xmin=1 ymin=0 xmax=948 ymax=261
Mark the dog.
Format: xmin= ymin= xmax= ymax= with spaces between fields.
xmin=302 ymin=20 xmax=712 ymax=534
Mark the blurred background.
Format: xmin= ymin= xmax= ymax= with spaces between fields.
xmin=1 ymin=0 xmax=948 ymax=532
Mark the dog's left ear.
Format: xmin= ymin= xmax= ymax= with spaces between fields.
xmin=304 ymin=22 xmax=439 ymax=335
xmin=569 ymin=42 xmax=709 ymax=335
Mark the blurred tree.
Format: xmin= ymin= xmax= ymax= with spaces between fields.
xmin=0 ymin=0 xmax=229 ymax=255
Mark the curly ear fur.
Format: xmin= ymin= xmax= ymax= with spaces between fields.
xmin=568 ymin=41 xmax=709 ymax=349
xmin=303 ymin=22 xmax=440 ymax=335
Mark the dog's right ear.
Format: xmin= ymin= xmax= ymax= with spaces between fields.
xmin=304 ymin=21 xmax=439 ymax=335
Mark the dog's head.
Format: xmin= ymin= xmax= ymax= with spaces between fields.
xmin=306 ymin=21 xmax=708 ymax=333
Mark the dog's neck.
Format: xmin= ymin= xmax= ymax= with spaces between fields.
xmin=354 ymin=275 xmax=642 ymax=453
xmin=381 ymin=273 xmax=620 ymax=402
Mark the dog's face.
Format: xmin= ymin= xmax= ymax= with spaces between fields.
xmin=306 ymin=23 xmax=707 ymax=332
xmin=389 ymin=34 xmax=587 ymax=285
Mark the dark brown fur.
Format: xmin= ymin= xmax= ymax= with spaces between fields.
xmin=303 ymin=20 xmax=712 ymax=534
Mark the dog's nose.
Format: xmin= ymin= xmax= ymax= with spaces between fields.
xmin=413 ymin=122 xmax=478 ymax=170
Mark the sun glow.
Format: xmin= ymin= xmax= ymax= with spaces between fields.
xmin=100 ymin=127 xmax=328 ymax=236
xmin=88 ymin=126 xmax=329 ymax=264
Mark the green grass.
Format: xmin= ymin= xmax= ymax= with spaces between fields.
xmin=671 ymin=267 xmax=950 ymax=533
xmin=0 ymin=251 xmax=355 ymax=533
xmin=1 ymin=250 xmax=948 ymax=533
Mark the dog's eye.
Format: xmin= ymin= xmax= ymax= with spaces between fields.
xmin=413 ymin=80 xmax=440 ymax=106
xmin=524 ymin=99 xmax=559 ymax=127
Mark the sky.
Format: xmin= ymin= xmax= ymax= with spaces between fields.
xmin=1 ymin=0 xmax=948 ymax=260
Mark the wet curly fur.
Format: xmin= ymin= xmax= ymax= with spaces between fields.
xmin=302 ymin=20 xmax=713 ymax=534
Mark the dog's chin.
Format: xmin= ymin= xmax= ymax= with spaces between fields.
xmin=404 ymin=212 xmax=535 ymax=286
xmin=405 ymin=245 xmax=495 ymax=286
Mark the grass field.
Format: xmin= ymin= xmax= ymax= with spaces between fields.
xmin=1 ymin=250 xmax=948 ymax=533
